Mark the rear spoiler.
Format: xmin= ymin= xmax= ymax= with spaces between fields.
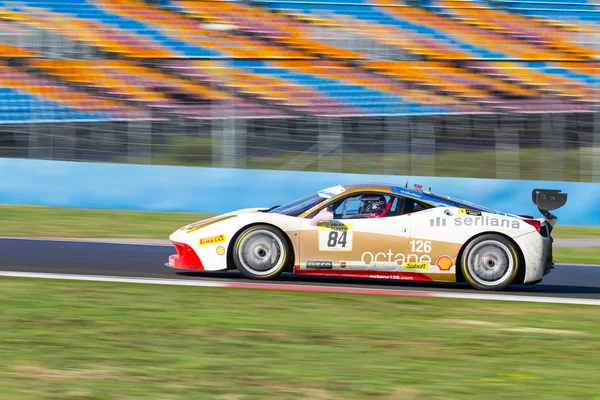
xmin=532 ymin=189 xmax=567 ymax=230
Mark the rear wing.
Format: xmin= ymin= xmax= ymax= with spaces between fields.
xmin=532 ymin=189 xmax=567 ymax=229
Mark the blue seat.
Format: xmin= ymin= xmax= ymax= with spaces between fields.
xmin=242 ymin=63 xmax=449 ymax=116
xmin=0 ymin=85 xmax=112 ymax=123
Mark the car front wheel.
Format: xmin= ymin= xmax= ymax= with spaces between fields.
xmin=233 ymin=225 xmax=289 ymax=279
xmin=461 ymin=234 xmax=520 ymax=291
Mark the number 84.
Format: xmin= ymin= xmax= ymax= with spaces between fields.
xmin=327 ymin=230 xmax=347 ymax=247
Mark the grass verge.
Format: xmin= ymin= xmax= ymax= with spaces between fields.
xmin=0 ymin=205 xmax=213 ymax=239
xmin=551 ymin=226 xmax=600 ymax=239
xmin=553 ymin=248 xmax=600 ymax=265
xmin=1 ymin=277 xmax=599 ymax=400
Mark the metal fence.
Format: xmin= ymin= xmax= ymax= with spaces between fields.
xmin=2 ymin=111 xmax=599 ymax=182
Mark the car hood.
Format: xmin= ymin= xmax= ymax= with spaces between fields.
xmin=178 ymin=207 xmax=267 ymax=232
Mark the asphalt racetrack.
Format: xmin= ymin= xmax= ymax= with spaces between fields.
xmin=2 ymin=238 xmax=600 ymax=301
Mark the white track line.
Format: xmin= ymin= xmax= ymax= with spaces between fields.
xmin=0 ymin=271 xmax=224 ymax=287
xmin=0 ymin=237 xmax=172 ymax=246
xmin=555 ymin=263 xmax=600 ymax=268
xmin=2 ymin=271 xmax=599 ymax=306
xmin=434 ymin=292 xmax=600 ymax=306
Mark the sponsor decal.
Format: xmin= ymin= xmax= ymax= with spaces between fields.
xmin=362 ymin=251 xmax=431 ymax=266
xmin=359 ymin=196 xmax=382 ymax=201
xmin=369 ymin=274 xmax=414 ymax=280
xmin=317 ymin=185 xmax=345 ymax=199
xmin=410 ymin=239 xmax=431 ymax=253
xmin=198 ymin=234 xmax=226 ymax=246
xmin=458 ymin=208 xmax=482 ymax=216
xmin=414 ymin=208 xmax=436 ymax=215
xmin=318 ymin=222 xmax=353 ymax=251
xmin=430 ymin=217 xmax=447 ymax=227
xmin=430 ymin=216 xmax=520 ymax=229
xmin=181 ymin=219 xmax=214 ymax=231
xmin=216 ymin=246 xmax=225 ymax=255
xmin=187 ymin=225 xmax=205 ymax=234
xmin=436 ymin=255 xmax=454 ymax=271
xmin=318 ymin=221 xmax=351 ymax=231
xmin=306 ymin=260 xmax=333 ymax=269
xmin=391 ymin=186 xmax=422 ymax=198
xmin=404 ymin=262 xmax=429 ymax=270
xmin=185 ymin=215 xmax=237 ymax=233
xmin=340 ymin=261 xmax=347 ymax=268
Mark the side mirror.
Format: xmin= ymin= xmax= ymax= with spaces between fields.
xmin=310 ymin=209 xmax=333 ymax=226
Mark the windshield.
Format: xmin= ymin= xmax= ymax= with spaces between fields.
xmin=426 ymin=193 xmax=500 ymax=214
xmin=268 ymin=193 xmax=327 ymax=217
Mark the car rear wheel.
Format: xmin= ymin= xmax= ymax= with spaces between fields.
xmin=233 ymin=225 xmax=289 ymax=279
xmin=461 ymin=234 xmax=519 ymax=291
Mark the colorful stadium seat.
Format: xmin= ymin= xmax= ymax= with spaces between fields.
xmin=0 ymin=0 xmax=596 ymax=122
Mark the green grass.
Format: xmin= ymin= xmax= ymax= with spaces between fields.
xmin=1 ymin=277 xmax=599 ymax=400
xmin=0 ymin=205 xmax=214 ymax=239
xmin=554 ymin=248 xmax=600 ymax=265
xmin=551 ymin=226 xmax=600 ymax=239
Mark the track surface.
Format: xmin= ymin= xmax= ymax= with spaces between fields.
xmin=1 ymin=238 xmax=600 ymax=300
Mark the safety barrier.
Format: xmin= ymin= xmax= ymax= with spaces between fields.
xmin=1 ymin=157 xmax=598 ymax=225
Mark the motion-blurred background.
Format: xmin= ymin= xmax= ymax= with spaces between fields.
xmin=1 ymin=3 xmax=600 ymax=399
xmin=0 ymin=0 xmax=597 ymax=181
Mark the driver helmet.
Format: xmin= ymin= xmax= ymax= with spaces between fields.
xmin=359 ymin=194 xmax=387 ymax=216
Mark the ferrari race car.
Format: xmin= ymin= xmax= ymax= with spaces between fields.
xmin=168 ymin=184 xmax=567 ymax=291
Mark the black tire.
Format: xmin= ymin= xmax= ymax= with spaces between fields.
xmin=232 ymin=225 xmax=289 ymax=280
xmin=460 ymin=234 xmax=520 ymax=291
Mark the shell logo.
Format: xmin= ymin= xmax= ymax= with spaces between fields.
xmin=216 ymin=246 xmax=226 ymax=256
xmin=436 ymin=256 xmax=454 ymax=271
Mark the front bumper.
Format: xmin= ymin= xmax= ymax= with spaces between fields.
xmin=166 ymin=241 xmax=204 ymax=270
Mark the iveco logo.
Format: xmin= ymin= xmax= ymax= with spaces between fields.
xmin=306 ymin=260 xmax=333 ymax=269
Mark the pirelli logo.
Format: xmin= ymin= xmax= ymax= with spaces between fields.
xmin=198 ymin=234 xmax=226 ymax=246
xmin=430 ymin=217 xmax=447 ymax=227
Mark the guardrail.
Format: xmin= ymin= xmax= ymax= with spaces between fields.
xmin=1 ymin=157 xmax=598 ymax=225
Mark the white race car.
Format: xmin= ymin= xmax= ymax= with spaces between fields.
xmin=168 ymin=184 xmax=566 ymax=290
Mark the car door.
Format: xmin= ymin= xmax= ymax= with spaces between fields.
xmin=297 ymin=192 xmax=414 ymax=272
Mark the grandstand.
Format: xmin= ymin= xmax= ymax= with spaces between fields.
xmin=0 ymin=0 xmax=597 ymax=178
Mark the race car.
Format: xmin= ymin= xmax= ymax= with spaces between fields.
xmin=167 ymin=184 xmax=567 ymax=291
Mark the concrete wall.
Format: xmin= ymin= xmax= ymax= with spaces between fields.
xmin=1 ymin=157 xmax=598 ymax=225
